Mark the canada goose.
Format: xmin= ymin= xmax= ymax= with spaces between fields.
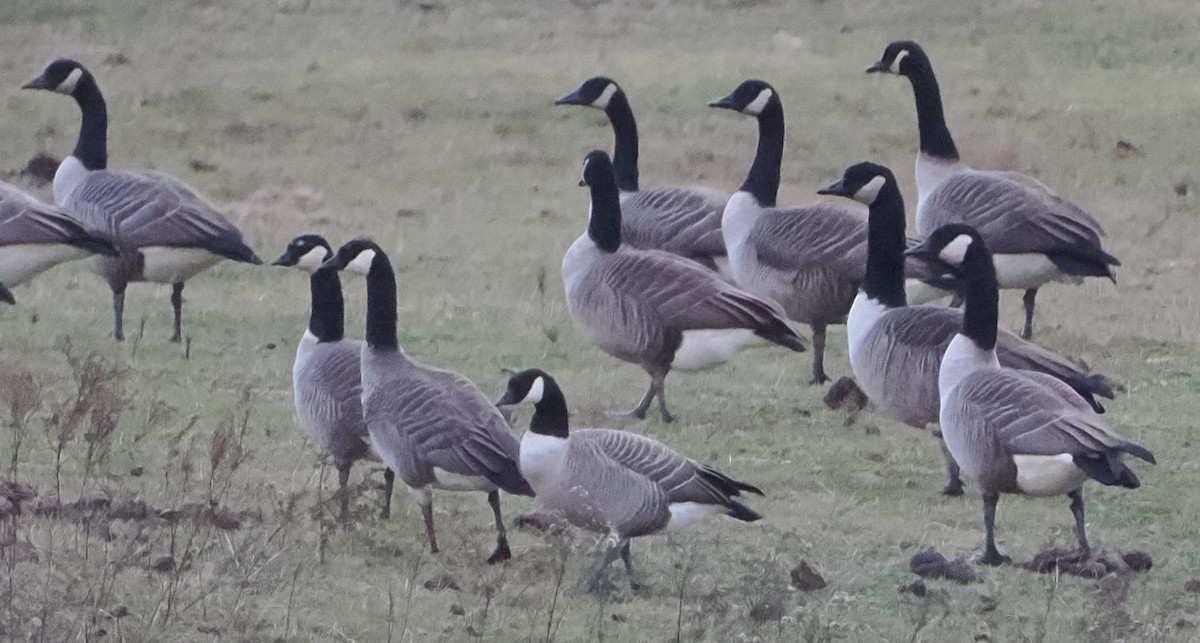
xmin=708 ymin=80 xmax=945 ymax=385
xmin=0 ymin=181 xmax=117 ymax=287
xmin=23 ymin=59 xmax=262 ymax=342
xmin=556 ymin=77 xmax=731 ymax=277
xmin=818 ymin=162 xmax=1117 ymax=495
xmin=867 ymin=41 xmax=1120 ymax=339
xmin=321 ymin=238 xmax=534 ymax=562
xmin=567 ymin=150 xmax=806 ymax=423
xmin=495 ymin=368 xmax=762 ymax=591
xmin=272 ymin=234 xmax=395 ymax=523
xmin=904 ymin=225 xmax=1153 ymax=565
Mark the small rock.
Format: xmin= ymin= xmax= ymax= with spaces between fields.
xmin=424 ymin=575 xmax=459 ymax=591
xmin=449 ymin=604 xmax=465 ymax=616
xmin=108 ymin=605 xmax=129 ymax=619
xmin=1113 ymin=140 xmax=1143 ymax=160
xmin=789 ymin=560 xmax=827 ymax=591
xmin=1175 ymin=183 xmax=1189 ymax=197
xmin=976 ymin=594 xmax=997 ymax=613
xmin=901 ymin=579 xmax=927 ymax=597
xmin=150 ymin=555 xmax=175 ymax=573
xmin=823 ymin=377 xmax=869 ymax=427
xmin=1122 ymin=550 xmax=1153 ymax=572
xmin=909 ymin=549 xmax=979 ymax=584
xmin=129 ymin=467 xmax=144 ymax=477
xmin=1184 ymin=579 xmax=1200 ymax=593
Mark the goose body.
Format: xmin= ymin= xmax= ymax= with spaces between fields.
xmin=566 ymin=150 xmax=806 ymax=422
xmin=324 ymin=239 xmax=533 ymax=563
xmin=906 ymin=224 xmax=1152 ymax=565
xmin=273 ymin=235 xmax=394 ymax=523
xmin=496 ymin=369 xmax=761 ymax=591
xmin=820 ymin=163 xmax=1116 ymax=495
xmin=0 ymin=180 xmax=117 ymax=286
xmin=556 ymin=77 xmax=731 ymax=277
xmin=868 ymin=41 xmax=1119 ymax=339
xmin=709 ymin=80 xmax=947 ymax=385
xmin=24 ymin=59 xmax=261 ymax=341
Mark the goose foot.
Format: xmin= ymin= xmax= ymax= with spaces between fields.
xmin=973 ymin=550 xmax=1011 ymax=567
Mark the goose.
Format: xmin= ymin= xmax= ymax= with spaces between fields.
xmin=867 ymin=40 xmax=1120 ymax=339
xmin=904 ymin=224 xmax=1153 ymax=565
xmin=818 ymin=162 xmax=1117 ymax=495
xmin=320 ymin=238 xmax=534 ymax=563
xmin=272 ymin=234 xmax=394 ymax=523
xmin=495 ymin=368 xmax=762 ymax=591
xmin=0 ymin=181 xmax=117 ymax=287
xmin=708 ymin=80 xmax=947 ymax=385
xmin=566 ymin=150 xmax=806 ymax=423
xmin=23 ymin=59 xmax=262 ymax=342
xmin=556 ymin=77 xmax=731 ymax=277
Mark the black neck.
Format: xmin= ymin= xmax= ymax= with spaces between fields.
xmin=364 ymin=253 xmax=399 ymax=351
xmin=739 ymin=100 xmax=784 ymax=207
xmin=72 ymin=74 xmax=108 ymax=170
xmin=960 ymin=244 xmax=998 ymax=351
xmin=605 ymin=92 xmax=639 ymax=192
xmin=308 ymin=266 xmax=345 ymax=342
xmin=587 ymin=177 xmax=622 ymax=253
xmin=905 ymin=56 xmax=959 ymax=161
xmin=863 ymin=182 xmax=908 ymax=308
xmin=529 ymin=380 xmax=570 ymax=439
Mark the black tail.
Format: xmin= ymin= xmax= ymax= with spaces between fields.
xmin=1062 ymin=372 xmax=1118 ymax=413
xmin=698 ymin=466 xmax=764 ymax=497
xmin=1073 ymin=445 xmax=1154 ymax=489
xmin=723 ymin=499 xmax=762 ymax=523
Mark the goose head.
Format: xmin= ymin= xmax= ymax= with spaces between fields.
xmin=23 ymin=59 xmax=92 ymax=96
xmin=865 ymin=40 xmax=927 ymax=77
xmin=904 ymin=223 xmax=983 ymax=276
xmin=495 ymin=368 xmax=554 ymax=407
xmin=708 ymin=79 xmax=780 ymax=117
xmin=579 ymin=149 xmax=617 ymax=189
xmin=556 ymin=76 xmax=622 ymax=110
xmin=320 ymin=238 xmax=385 ymax=276
xmin=817 ymin=161 xmax=896 ymax=206
xmin=272 ymin=234 xmax=333 ymax=273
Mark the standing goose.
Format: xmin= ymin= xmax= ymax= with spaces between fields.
xmin=867 ymin=41 xmax=1120 ymax=339
xmin=556 ymin=77 xmax=731 ymax=277
xmin=23 ymin=59 xmax=262 ymax=342
xmin=566 ymin=150 xmax=806 ymax=423
xmin=818 ymin=162 xmax=1117 ymax=495
xmin=272 ymin=235 xmax=394 ymax=523
xmin=0 ymin=181 xmax=117 ymax=287
xmin=495 ymin=368 xmax=762 ymax=591
xmin=321 ymin=239 xmax=534 ymax=563
xmin=905 ymin=225 xmax=1153 ymax=565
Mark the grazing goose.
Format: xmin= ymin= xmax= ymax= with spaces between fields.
xmin=904 ymin=225 xmax=1153 ymax=565
xmin=321 ymin=239 xmax=534 ymax=562
xmin=867 ymin=41 xmax=1120 ymax=339
xmin=708 ymin=80 xmax=945 ymax=385
xmin=818 ymin=162 xmax=1117 ymax=495
xmin=556 ymin=77 xmax=731 ymax=277
xmin=0 ymin=181 xmax=117 ymax=287
xmin=272 ymin=235 xmax=394 ymax=523
xmin=566 ymin=150 xmax=806 ymax=423
xmin=495 ymin=368 xmax=762 ymax=591
xmin=24 ymin=59 xmax=262 ymax=342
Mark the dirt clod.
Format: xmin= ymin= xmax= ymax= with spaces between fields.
xmin=823 ymin=376 xmax=869 ymax=427
xmin=901 ymin=579 xmax=926 ymax=597
xmin=789 ymin=560 xmax=827 ymax=591
xmin=909 ymin=549 xmax=979 ymax=584
xmin=150 ymin=555 xmax=175 ymax=573
xmin=1122 ymin=550 xmax=1153 ymax=572
xmin=1184 ymin=579 xmax=1200 ymax=593
xmin=424 ymin=575 xmax=459 ymax=591
xmin=449 ymin=603 xmax=465 ymax=616
xmin=20 ymin=153 xmax=59 ymax=186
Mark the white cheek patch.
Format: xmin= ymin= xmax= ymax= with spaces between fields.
xmin=594 ymin=83 xmax=618 ymax=109
xmin=520 ymin=376 xmax=545 ymax=404
xmin=57 ymin=68 xmax=83 ymax=94
xmin=296 ymin=246 xmax=328 ymax=271
xmin=580 ymin=158 xmax=591 ymax=185
xmin=853 ymin=175 xmax=887 ymax=205
xmin=345 ymin=248 xmax=376 ymax=274
xmin=889 ymin=50 xmax=910 ymax=74
xmin=744 ymin=88 xmax=773 ymax=115
xmin=937 ymin=234 xmax=973 ymax=266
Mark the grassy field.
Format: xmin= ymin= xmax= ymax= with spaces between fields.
xmin=2 ymin=0 xmax=1199 ymax=640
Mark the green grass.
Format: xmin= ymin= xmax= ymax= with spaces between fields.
xmin=2 ymin=0 xmax=1200 ymax=640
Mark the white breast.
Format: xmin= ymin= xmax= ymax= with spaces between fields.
xmin=139 ymin=246 xmax=224 ymax=283
xmin=0 ymin=243 xmax=89 ymax=286
xmin=663 ymin=501 xmax=721 ymax=532
xmin=992 ymin=253 xmax=1073 ymax=290
xmin=53 ymin=156 xmax=90 ymax=206
xmin=938 ymin=334 xmax=999 ymax=404
xmin=720 ymin=191 xmax=763 ymax=259
xmin=520 ymin=431 xmax=568 ymax=493
xmin=431 ymin=467 xmax=496 ymax=492
xmin=671 ymin=329 xmax=760 ymax=371
xmin=846 ymin=291 xmax=889 ymax=366
xmin=1012 ymin=454 xmax=1088 ymax=496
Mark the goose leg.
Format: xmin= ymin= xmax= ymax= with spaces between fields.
xmin=417 ymin=487 xmax=439 ymax=554
xmin=336 ymin=461 xmax=351 ymax=525
xmin=619 ymin=539 xmax=642 ymax=590
xmin=380 ymin=468 xmax=395 ymax=519
xmin=936 ymin=437 xmax=964 ymax=496
xmin=1068 ymin=488 xmax=1090 ymax=558
xmin=112 ymin=288 xmax=126 ymax=341
xmin=809 ymin=323 xmax=829 ymax=385
xmin=485 ymin=490 xmax=512 ymax=564
xmin=976 ymin=492 xmax=1010 ymax=566
xmin=1021 ymin=289 xmax=1038 ymax=340
xmin=583 ymin=536 xmax=624 ymax=593
xmin=651 ymin=374 xmax=674 ymax=423
xmin=628 ymin=384 xmax=656 ymax=420
xmin=170 ymin=282 xmax=185 ymax=343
